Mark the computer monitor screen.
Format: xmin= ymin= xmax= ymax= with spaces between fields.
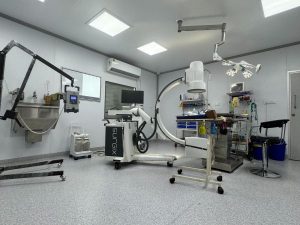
xmin=70 ymin=95 xmax=78 ymax=104
xmin=121 ymin=90 xmax=144 ymax=104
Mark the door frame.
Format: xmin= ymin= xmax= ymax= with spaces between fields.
xmin=287 ymin=70 xmax=300 ymax=159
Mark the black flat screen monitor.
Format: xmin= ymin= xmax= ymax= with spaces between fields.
xmin=121 ymin=90 xmax=144 ymax=104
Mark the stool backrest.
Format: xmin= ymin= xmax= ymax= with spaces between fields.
xmin=259 ymin=119 xmax=289 ymax=139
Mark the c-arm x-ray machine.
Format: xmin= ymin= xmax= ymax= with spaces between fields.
xmin=105 ymin=60 xmax=207 ymax=167
xmin=105 ymin=60 xmax=207 ymax=169
xmin=105 ymin=61 xmax=224 ymax=194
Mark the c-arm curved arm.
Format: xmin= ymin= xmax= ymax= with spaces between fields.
xmin=155 ymin=77 xmax=186 ymax=146
xmin=129 ymin=77 xmax=188 ymax=146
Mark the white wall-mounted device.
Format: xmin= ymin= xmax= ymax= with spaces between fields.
xmin=107 ymin=58 xmax=142 ymax=78
xmin=230 ymin=82 xmax=245 ymax=93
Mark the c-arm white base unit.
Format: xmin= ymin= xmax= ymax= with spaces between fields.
xmin=105 ymin=108 xmax=176 ymax=170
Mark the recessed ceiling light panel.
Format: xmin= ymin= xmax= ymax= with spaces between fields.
xmin=137 ymin=42 xmax=167 ymax=56
xmin=261 ymin=0 xmax=300 ymax=17
xmin=88 ymin=10 xmax=130 ymax=37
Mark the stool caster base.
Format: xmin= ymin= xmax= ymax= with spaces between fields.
xmin=250 ymin=168 xmax=281 ymax=178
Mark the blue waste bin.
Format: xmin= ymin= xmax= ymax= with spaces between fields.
xmin=253 ymin=146 xmax=263 ymax=160
xmin=253 ymin=141 xmax=286 ymax=161
xmin=269 ymin=141 xmax=286 ymax=161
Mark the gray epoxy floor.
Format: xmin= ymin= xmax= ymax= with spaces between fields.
xmin=1 ymin=140 xmax=300 ymax=225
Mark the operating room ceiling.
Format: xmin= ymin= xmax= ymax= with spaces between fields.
xmin=0 ymin=0 xmax=300 ymax=73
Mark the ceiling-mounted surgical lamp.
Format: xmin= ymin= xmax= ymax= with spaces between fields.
xmin=211 ymin=26 xmax=262 ymax=79
xmin=177 ymin=19 xmax=262 ymax=79
xmin=224 ymin=60 xmax=262 ymax=79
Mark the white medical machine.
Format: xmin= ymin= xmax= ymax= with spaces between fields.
xmin=69 ymin=125 xmax=92 ymax=160
xmin=105 ymin=106 xmax=176 ymax=169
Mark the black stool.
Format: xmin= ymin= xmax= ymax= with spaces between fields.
xmin=250 ymin=119 xmax=289 ymax=178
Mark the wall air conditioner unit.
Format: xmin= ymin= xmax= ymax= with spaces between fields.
xmin=107 ymin=58 xmax=142 ymax=78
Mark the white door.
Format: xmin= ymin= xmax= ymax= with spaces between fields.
xmin=290 ymin=72 xmax=300 ymax=160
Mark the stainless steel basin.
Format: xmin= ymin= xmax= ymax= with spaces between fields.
xmin=14 ymin=102 xmax=60 ymax=131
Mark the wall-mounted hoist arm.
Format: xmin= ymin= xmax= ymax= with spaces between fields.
xmin=0 ymin=40 xmax=78 ymax=121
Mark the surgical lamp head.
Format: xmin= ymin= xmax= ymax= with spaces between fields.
xmin=226 ymin=68 xmax=238 ymax=77
xmin=185 ymin=61 xmax=206 ymax=93
xmin=242 ymin=70 xmax=253 ymax=79
xmin=224 ymin=60 xmax=262 ymax=79
xmin=255 ymin=64 xmax=262 ymax=73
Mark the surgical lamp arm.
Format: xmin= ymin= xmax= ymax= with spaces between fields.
xmin=0 ymin=40 xmax=76 ymax=120
xmin=177 ymin=20 xmax=227 ymax=62
xmin=213 ymin=23 xmax=226 ymax=61
xmin=177 ymin=20 xmax=225 ymax=32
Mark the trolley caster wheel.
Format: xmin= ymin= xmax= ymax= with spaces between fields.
xmin=217 ymin=175 xmax=223 ymax=182
xmin=60 ymin=175 xmax=66 ymax=181
xmin=169 ymin=177 xmax=175 ymax=184
xmin=217 ymin=186 xmax=224 ymax=195
xmin=174 ymin=143 xmax=177 ymax=148
xmin=177 ymin=169 xmax=182 ymax=175
xmin=114 ymin=162 xmax=121 ymax=170
xmin=69 ymin=154 xmax=72 ymax=158
xmin=167 ymin=162 xmax=173 ymax=167
xmin=74 ymin=157 xmax=78 ymax=160
xmin=88 ymin=155 xmax=92 ymax=158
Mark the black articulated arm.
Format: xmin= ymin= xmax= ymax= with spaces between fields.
xmin=0 ymin=40 xmax=76 ymax=121
xmin=0 ymin=50 xmax=5 ymax=111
